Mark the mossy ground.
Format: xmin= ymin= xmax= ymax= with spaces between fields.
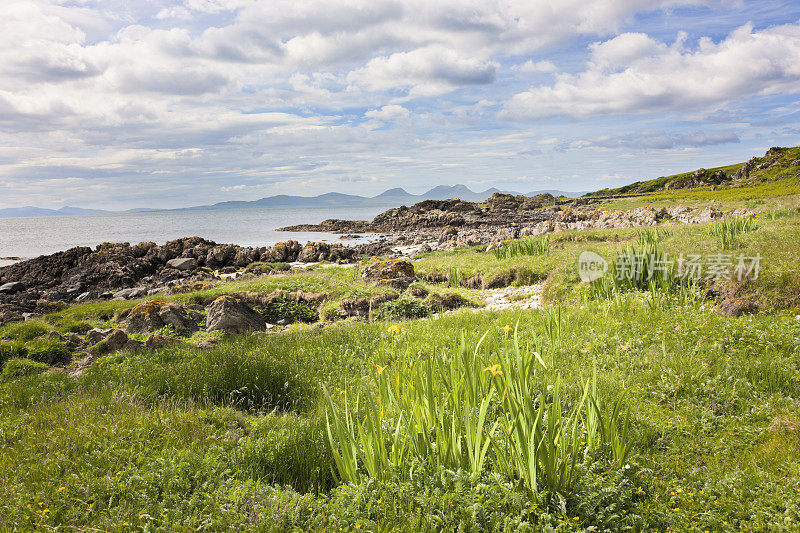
xmin=1 ymin=189 xmax=800 ymax=531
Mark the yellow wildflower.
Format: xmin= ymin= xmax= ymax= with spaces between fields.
xmin=375 ymin=364 xmax=386 ymax=375
xmin=503 ymin=324 xmax=512 ymax=334
xmin=484 ymin=364 xmax=502 ymax=376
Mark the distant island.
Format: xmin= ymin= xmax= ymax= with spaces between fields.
xmin=0 ymin=185 xmax=587 ymax=218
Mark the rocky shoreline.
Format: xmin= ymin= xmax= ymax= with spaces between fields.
xmin=1 ymin=192 xmax=740 ymax=325
xmin=284 ymin=192 xmax=732 ymax=256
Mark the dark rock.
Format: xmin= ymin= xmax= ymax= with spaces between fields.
xmin=105 ymin=329 xmax=129 ymax=351
xmin=158 ymin=303 xmax=198 ymax=334
xmin=0 ymin=282 xmax=24 ymax=294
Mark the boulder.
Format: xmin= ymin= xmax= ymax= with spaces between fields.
xmin=0 ymin=282 xmax=24 ymax=294
xmin=167 ymin=257 xmax=198 ymax=271
xmin=86 ymin=328 xmax=112 ymax=344
xmin=124 ymin=300 xmax=198 ymax=334
xmin=362 ymin=259 xmax=416 ymax=289
xmin=298 ymin=241 xmax=331 ymax=262
xmin=145 ymin=334 xmax=177 ymax=350
xmin=206 ymin=295 xmax=266 ymax=334
xmin=125 ymin=301 xmax=167 ymax=333
xmin=261 ymin=241 xmax=302 ymax=263
xmin=233 ymin=249 xmax=257 ymax=268
xmin=105 ymin=329 xmax=129 ymax=351
xmin=157 ymin=303 xmax=199 ymax=334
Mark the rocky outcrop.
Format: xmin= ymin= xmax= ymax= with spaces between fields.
xmin=0 ymin=236 xmax=366 ymax=325
xmin=362 ymin=259 xmax=416 ymax=289
xmin=278 ymin=194 xmax=557 ymax=236
xmin=124 ymin=301 xmax=198 ymax=335
xmin=205 ymin=295 xmax=266 ymax=334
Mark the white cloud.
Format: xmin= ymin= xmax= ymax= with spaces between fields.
xmin=513 ymin=60 xmax=557 ymax=73
xmin=365 ymin=104 xmax=410 ymax=120
xmin=503 ymin=22 xmax=800 ymax=119
xmin=348 ymin=45 xmax=497 ymax=96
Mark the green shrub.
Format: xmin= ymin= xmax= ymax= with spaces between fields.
xmin=1 ymin=358 xmax=49 ymax=382
xmin=25 ymin=339 xmax=71 ymax=364
xmin=376 ymin=297 xmax=430 ymax=320
xmin=259 ymin=295 xmax=318 ymax=324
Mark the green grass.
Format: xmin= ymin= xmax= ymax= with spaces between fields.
xmin=3 ymin=300 xmax=800 ymax=530
xmin=492 ymin=235 xmax=551 ymax=259
xmin=1 ymin=192 xmax=800 ymax=531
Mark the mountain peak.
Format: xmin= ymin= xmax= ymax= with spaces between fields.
xmin=373 ymin=187 xmax=410 ymax=198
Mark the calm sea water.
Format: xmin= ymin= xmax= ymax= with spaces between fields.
xmin=0 ymin=206 xmax=386 ymax=267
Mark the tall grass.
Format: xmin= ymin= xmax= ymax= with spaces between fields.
xmin=710 ymin=216 xmax=758 ymax=250
xmin=324 ymin=327 xmax=630 ymax=500
xmin=588 ymin=231 xmax=696 ymax=308
xmin=492 ymin=235 xmax=551 ymax=260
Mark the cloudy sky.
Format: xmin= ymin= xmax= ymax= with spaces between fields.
xmin=1 ymin=0 xmax=800 ymax=210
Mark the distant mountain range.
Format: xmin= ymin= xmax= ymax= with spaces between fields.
xmin=0 ymin=185 xmax=586 ymax=218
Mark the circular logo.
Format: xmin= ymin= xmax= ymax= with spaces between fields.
xmin=577 ymin=251 xmax=608 ymax=282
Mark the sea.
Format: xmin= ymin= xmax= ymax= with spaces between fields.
xmin=0 ymin=205 xmax=387 ymax=268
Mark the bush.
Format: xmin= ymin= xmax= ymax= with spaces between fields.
xmin=376 ymin=297 xmax=430 ymax=320
xmin=25 ymin=339 xmax=71 ymax=364
xmin=1 ymin=357 xmax=48 ymax=382
xmin=259 ymin=295 xmax=319 ymax=324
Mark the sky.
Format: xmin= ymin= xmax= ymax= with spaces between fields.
xmin=1 ymin=0 xmax=800 ymax=210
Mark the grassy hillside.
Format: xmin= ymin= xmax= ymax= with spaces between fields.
xmin=587 ymin=146 xmax=800 ymax=198
xmin=1 ymin=191 xmax=800 ymax=530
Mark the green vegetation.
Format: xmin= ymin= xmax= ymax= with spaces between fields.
xmin=492 ymin=234 xmax=551 ymax=259
xmin=1 ymin=178 xmax=799 ymax=530
xmin=711 ymin=215 xmax=758 ymax=250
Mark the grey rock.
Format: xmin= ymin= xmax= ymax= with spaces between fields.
xmin=206 ymin=296 xmax=266 ymax=334
xmin=129 ymin=287 xmax=149 ymax=298
xmin=86 ymin=328 xmax=111 ymax=344
xmin=167 ymin=257 xmax=198 ymax=271
xmin=76 ymin=291 xmax=96 ymax=302
xmin=113 ymin=288 xmax=134 ymax=300
xmin=157 ymin=303 xmax=199 ymax=334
